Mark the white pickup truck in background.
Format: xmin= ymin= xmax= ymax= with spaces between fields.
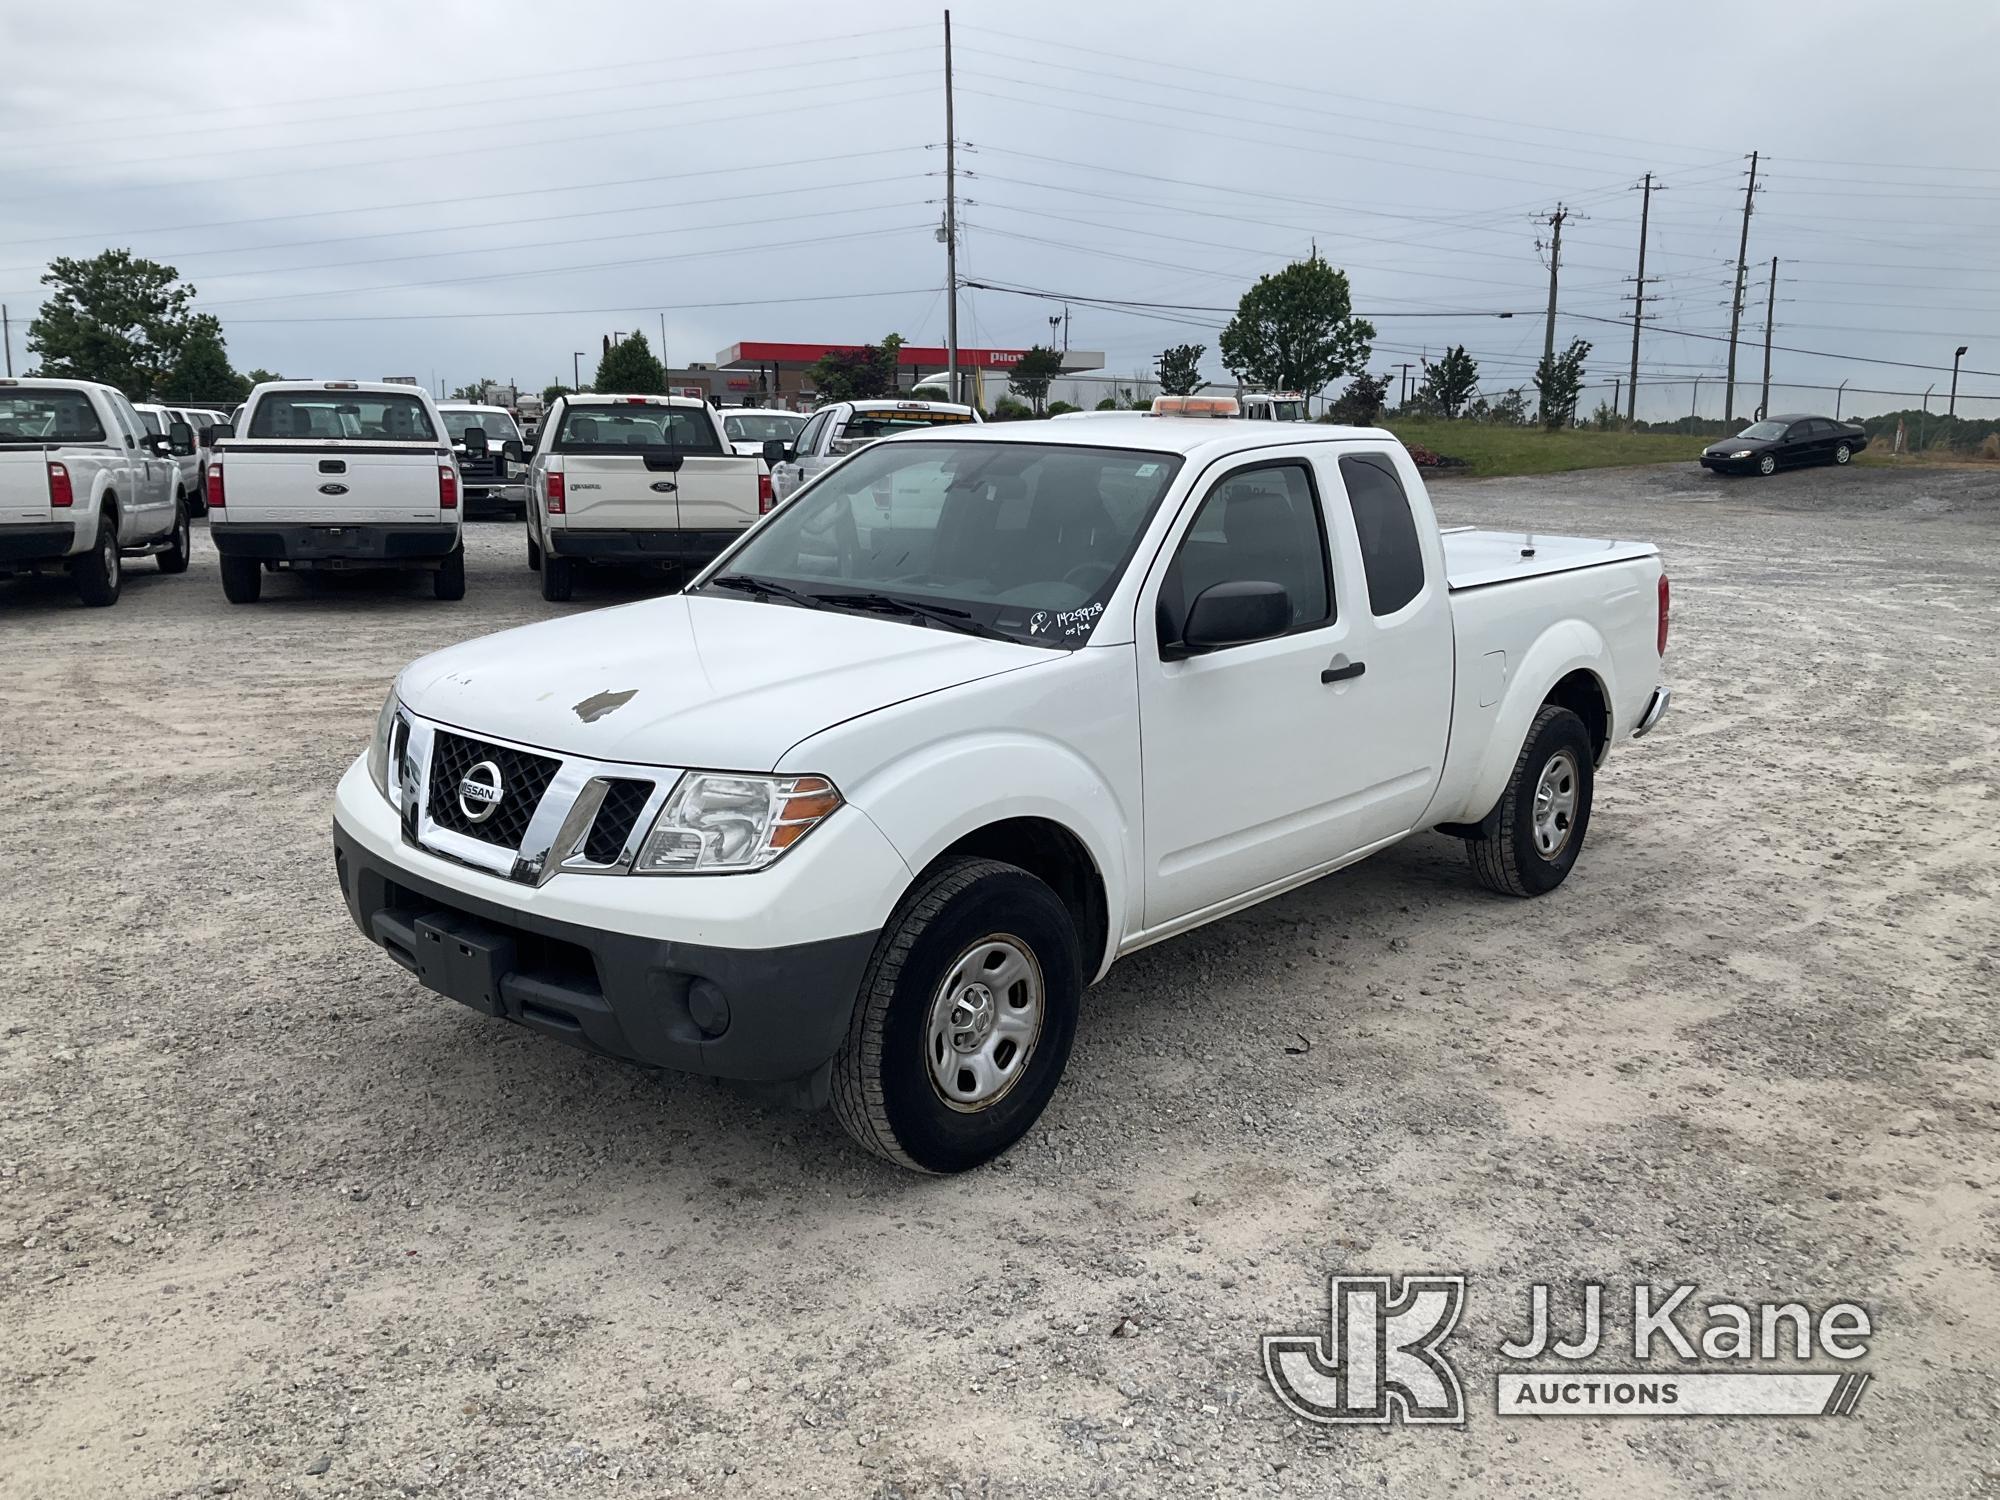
xmin=437 ymin=402 xmax=528 ymax=518
xmin=768 ymin=397 xmax=981 ymax=502
xmin=0 ymin=377 xmax=193 ymax=606
xmin=334 ymin=415 xmax=1670 ymax=1174
xmin=523 ymin=393 xmax=771 ymax=602
xmin=208 ymin=380 xmax=465 ymax=604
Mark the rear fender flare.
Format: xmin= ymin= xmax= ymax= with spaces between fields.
xmin=1452 ymin=619 xmax=1613 ymax=825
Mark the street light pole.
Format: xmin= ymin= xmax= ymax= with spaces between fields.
xmin=573 ymin=352 xmax=587 ymax=391
xmin=1950 ymin=345 xmax=1968 ymax=416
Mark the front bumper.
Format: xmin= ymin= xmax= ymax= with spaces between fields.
xmin=1698 ymin=455 xmax=1755 ymax=473
xmin=549 ymin=528 xmax=744 ymax=567
xmin=211 ymin=522 xmax=459 ymax=567
xmin=0 ymin=523 xmax=78 ymax=567
xmin=330 ymin=758 xmax=901 ymax=1088
xmin=464 ymin=484 xmax=527 ymax=517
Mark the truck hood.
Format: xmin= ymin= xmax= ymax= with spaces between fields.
xmin=397 ymin=592 xmax=1051 ymax=769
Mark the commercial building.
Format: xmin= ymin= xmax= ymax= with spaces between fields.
xmin=662 ymin=341 xmax=1105 ymax=411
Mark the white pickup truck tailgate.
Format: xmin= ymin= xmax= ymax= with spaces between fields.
xmin=556 ymin=452 xmax=762 ymax=533
xmin=0 ymin=449 xmax=55 ymax=524
xmin=1441 ymin=528 xmax=1658 ymax=590
xmin=220 ymin=443 xmax=447 ymax=524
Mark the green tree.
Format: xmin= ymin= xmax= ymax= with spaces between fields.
xmin=1486 ymin=388 xmax=1532 ymax=426
xmin=807 ymin=332 xmax=905 ymax=401
xmin=1219 ymin=254 xmax=1375 ymax=399
xmin=542 ymin=383 xmax=575 ymax=405
xmin=1007 ymin=345 xmax=1065 ymax=414
xmin=1533 ymin=338 xmax=1592 ymax=430
xmin=1156 ymin=343 xmax=1205 ymax=396
xmin=244 ymin=368 xmax=281 ymax=386
xmin=991 ymin=395 xmax=1034 ymax=421
xmin=450 ymin=378 xmax=496 ymax=401
xmin=27 ymin=249 xmax=197 ymax=398
xmin=594 ymin=332 xmax=665 ymax=394
xmin=1094 ymin=396 xmax=1120 ymax=411
xmin=1326 ymin=371 xmax=1391 ymax=426
xmin=1047 ymin=400 xmax=1081 ymax=416
xmin=1415 ymin=345 xmax=1479 ymax=420
xmin=162 ymin=314 xmax=248 ymax=405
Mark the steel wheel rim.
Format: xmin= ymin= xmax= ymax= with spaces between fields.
xmin=1531 ymin=748 xmax=1580 ymax=860
xmin=103 ymin=526 xmax=119 ymax=585
xmin=925 ymin=934 xmax=1045 ymax=1113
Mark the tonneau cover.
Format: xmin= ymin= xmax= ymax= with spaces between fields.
xmin=1442 ymin=528 xmax=1659 ymax=590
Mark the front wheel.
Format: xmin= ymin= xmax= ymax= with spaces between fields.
xmin=73 ymin=513 xmax=121 ymax=606
xmin=1757 ymin=453 xmax=1777 ymax=477
xmin=157 ymin=497 xmax=191 ymax=574
xmin=1833 ymin=442 xmax=1852 ymax=465
xmin=434 ymin=545 xmax=465 ymax=601
xmin=1462 ymin=704 xmax=1595 ymax=897
xmin=832 ymin=857 xmax=1082 ymax=1173
xmin=219 ymin=552 xmax=262 ymax=604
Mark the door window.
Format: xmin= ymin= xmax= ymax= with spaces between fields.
xmin=794 ymin=409 xmax=832 ymax=457
xmin=1159 ymin=460 xmax=1333 ymax=643
xmin=1338 ymin=453 xmax=1426 ymax=616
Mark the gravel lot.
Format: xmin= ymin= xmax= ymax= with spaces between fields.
xmin=3 ymin=461 xmax=1997 ymax=1499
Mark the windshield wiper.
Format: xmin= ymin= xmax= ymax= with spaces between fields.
xmin=704 ymin=573 xmax=831 ymax=610
xmin=811 ymin=590 xmax=1022 ymax=644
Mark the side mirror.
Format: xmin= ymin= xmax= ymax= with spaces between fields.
xmin=141 ymin=433 xmax=170 ymax=456
xmin=462 ymin=427 xmax=490 ymax=455
xmin=502 ymin=438 xmax=524 ymax=462
xmin=199 ymin=425 xmax=220 ymax=448
xmin=1177 ymin=580 xmax=1292 ymax=654
xmin=212 ymin=421 xmax=235 ymax=441
xmin=168 ymin=420 xmax=195 ymax=457
xmin=762 ymin=438 xmax=794 ymax=466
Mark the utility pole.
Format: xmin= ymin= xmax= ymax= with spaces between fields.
xmin=1951 ymin=345 xmax=1968 ymax=415
xmin=1836 ymin=379 xmax=1847 ymax=420
xmin=573 ymin=351 xmax=586 ymax=391
xmin=1611 ymin=377 xmax=1622 ymax=417
xmin=1759 ymin=256 xmax=1778 ymax=420
xmin=943 ymin=10 xmax=960 ymax=405
xmin=1626 ymin=174 xmax=1659 ymax=426
xmin=1 ymin=304 xmax=11 ymax=377
xmin=659 ymin=312 xmax=669 ymax=393
xmin=1394 ymin=362 xmax=1415 ymax=409
xmin=1539 ymin=204 xmax=1568 ymax=394
xmin=1723 ymin=150 xmax=1760 ymax=422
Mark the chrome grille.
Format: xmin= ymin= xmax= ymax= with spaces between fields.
xmin=426 ymin=731 xmax=560 ymax=850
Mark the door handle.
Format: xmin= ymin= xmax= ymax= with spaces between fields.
xmin=1321 ymin=659 xmax=1367 ymax=684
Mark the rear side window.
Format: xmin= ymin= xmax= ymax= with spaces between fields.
xmin=1338 ymin=454 xmax=1426 ymax=615
xmin=0 ymin=389 xmax=106 ymax=443
xmin=248 ymin=392 xmax=438 ymax=441
xmin=554 ymin=405 xmax=721 ymax=455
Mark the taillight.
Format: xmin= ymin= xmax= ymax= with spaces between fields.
xmin=438 ymin=463 xmax=458 ymax=510
xmin=206 ymin=464 xmax=225 ymax=509
xmin=758 ymin=472 xmax=774 ymax=514
xmin=1657 ymin=572 xmax=1671 ymax=656
xmin=545 ymin=472 xmax=566 ymax=514
xmin=47 ymin=461 xmax=73 ymax=507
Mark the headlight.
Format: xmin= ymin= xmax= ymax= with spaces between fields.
xmin=633 ymin=773 xmax=842 ymax=874
xmin=366 ymin=687 xmax=402 ymax=802
xmin=1729 ymin=449 xmax=1752 ymax=459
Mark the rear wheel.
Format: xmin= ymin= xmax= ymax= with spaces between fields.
xmin=219 ymin=552 xmax=262 ymax=604
xmin=1833 ymin=442 xmax=1852 ymax=465
xmin=526 ymin=532 xmax=542 ymax=572
xmin=540 ymin=553 xmax=573 ymax=602
xmin=73 ymin=512 xmax=121 ymax=607
xmin=434 ymin=545 xmax=466 ymax=601
xmin=156 ymin=496 xmax=191 ymax=574
xmin=832 ymin=857 xmax=1082 ymax=1174
xmin=1463 ymin=704 xmax=1595 ymax=897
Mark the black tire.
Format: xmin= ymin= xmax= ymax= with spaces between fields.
xmin=1833 ymin=442 xmax=1852 ymax=465
xmin=156 ymin=497 xmax=191 ymax=574
xmin=219 ymin=552 xmax=262 ymax=604
xmin=1756 ymin=453 xmax=1777 ymax=477
xmin=540 ymin=553 xmax=573 ymax=602
xmin=831 ymin=857 xmax=1082 ymax=1174
xmin=73 ymin=511 xmax=121 ymax=607
xmin=434 ymin=545 xmax=466 ymax=601
xmin=527 ymin=532 xmax=542 ymax=572
xmin=1462 ymin=704 xmax=1595 ymax=898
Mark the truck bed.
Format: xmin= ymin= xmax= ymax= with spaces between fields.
xmin=1441 ymin=527 xmax=1659 ymax=591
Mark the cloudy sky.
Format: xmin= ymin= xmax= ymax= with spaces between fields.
xmin=2 ymin=0 xmax=1995 ymax=421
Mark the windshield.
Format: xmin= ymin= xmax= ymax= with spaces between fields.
xmin=248 ymin=391 xmax=438 ymax=441
xmin=442 ymin=408 xmax=520 ymax=443
xmin=704 ymin=440 xmax=1183 ymax=649
xmin=723 ymin=410 xmax=806 ymax=443
xmin=0 ymin=389 xmax=106 ymax=443
xmin=555 ymin=403 xmax=721 ymax=454
xmin=1272 ymin=400 xmax=1308 ymax=421
xmin=1736 ymin=421 xmax=1789 ymax=441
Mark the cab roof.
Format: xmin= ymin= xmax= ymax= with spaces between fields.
xmin=842 ymin=398 xmax=977 ymax=415
xmin=900 ymin=413 xmax=1392 ymax=458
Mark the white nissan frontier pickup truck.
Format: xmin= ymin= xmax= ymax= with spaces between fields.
xmin=333 ymin=417 xmax=1670 ymax=1172
xmin=208 ymin=380 xmax=465 ymax=603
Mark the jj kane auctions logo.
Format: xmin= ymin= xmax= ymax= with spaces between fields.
xmin=1264 ymin=1276 xmax=1873 ymax=1424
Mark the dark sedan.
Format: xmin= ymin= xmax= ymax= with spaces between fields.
xmin=1701 ymin=414 xmax=1868 ymax=476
